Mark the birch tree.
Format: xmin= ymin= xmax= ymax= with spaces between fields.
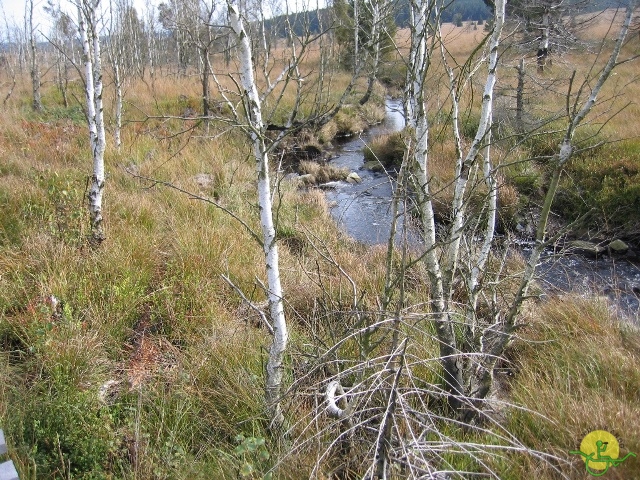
xmin=358 ymin=0 xmax=396 ymax=105
xmin=494 ymin=0 xmax=592 ymax=72
xmin=281 ymin=2 xmax=640 ymax=477
xmin=158 ymin=0 xmax=198 ymax=75
xmin=404 ymin=0 xmax=638 ymax=423
xmin=106 ymin=0 xmax=145 ymax=149
xmin=0 ymin=9 xmax=19 ymax=106
xmin=226 ymin=0 xmax=288 ymax=430
xmin=219 ymin=0 xmax=368 ymax=430
xmin=78 ymin=0 xmax=107 ymax=244
xmin=28 ymin=0 xmax=43 ymax=111
xmin=44 ymin=4 xmax=76 ymax=108
xmin=400 ymin=0 xmax=507 ymax=417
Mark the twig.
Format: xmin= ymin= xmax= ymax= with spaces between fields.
xmin=125 ymin=169 xmax=263 ymax=247
xmin=221 ymin=274 xmax=274 ymax=335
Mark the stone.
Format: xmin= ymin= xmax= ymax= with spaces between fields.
xmin=607 ymin=239 xmax=629 ymax=255
xmin=283 ymin=173 xmax=299 ymax=182
xmin=625 ymin=249 xmax=639 ymax=260
xmin=346 ymin=172 xmax=362 ymax=184
xmin=567 ymin=240 xmax=606 ymax=258
xmin=318 ymin=182 xmax=339 ymax=191
xmin=298 ymin=174 xmax=315 ymax=185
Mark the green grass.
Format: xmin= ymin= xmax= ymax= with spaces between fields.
xmin=556 ymin=140 xmax=640 ymax=240
xmin=363 ymin=131 xmax=406 ymax=169
xmin=504 ymin=297 xmax=640 ymax=479
xmin=1 ymin=33 xmax=640 ymax=479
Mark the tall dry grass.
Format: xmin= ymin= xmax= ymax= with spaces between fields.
xmin=0 ymin=11 xmax=638 ymax=479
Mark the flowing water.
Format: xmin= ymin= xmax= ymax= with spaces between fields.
xmin=325 ymin=99 xmax=410 ymax=244
xmin=325 ymin=99 xmax=640 ymax=321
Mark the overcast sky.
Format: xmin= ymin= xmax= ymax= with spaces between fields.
xmin=0 ymin=0 xmax=157 ymax=32
xmin=0 ymin=0 xmax=316 ymax=34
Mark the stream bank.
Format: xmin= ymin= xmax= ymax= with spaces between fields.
xmin=317 ymin=98 xmax=640 ymax=320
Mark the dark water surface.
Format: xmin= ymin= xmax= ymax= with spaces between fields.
xmin=326 ymin=99 xmax=412 ymax=244
xmin=325 ymin=99 xmax=640 ymax=321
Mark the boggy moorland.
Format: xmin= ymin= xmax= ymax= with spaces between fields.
xmin=0 ymin=6 xmax=640 ymax=479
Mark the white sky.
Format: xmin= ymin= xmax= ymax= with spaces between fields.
xmin=0 ymin=0 xmax=317 ymax=35
xmin=0 ymin=0 xmax=158 ymax=32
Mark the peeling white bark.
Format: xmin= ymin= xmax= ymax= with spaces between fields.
xmin=228 ymin=0 xmax=288 ymax=430
xmin=79 ymin=0 xmax=106 ymax=244
xmin=326 ymin=381 xmax=351 ymax=419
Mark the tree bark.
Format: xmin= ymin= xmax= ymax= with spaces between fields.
xmin=228 ymin=0 xmax=288 ymax=431
xmin=79 ymin=0 xmax=107 ymax=244
xmin=515 ymin=58 xmax=525 ymax=135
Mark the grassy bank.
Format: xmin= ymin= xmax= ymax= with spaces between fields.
xmin=1 ymin=16 xmax=639 ymax=479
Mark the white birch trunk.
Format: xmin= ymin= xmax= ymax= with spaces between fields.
xmin=407 ymin=0 xmax=506 ymax=412
xmin=359 ymin=0 xmax=381 ymax=105
xmin=114 ymin=60 xmax=123 ymax=150
xmin=467 ymin=0 xmax=636 ymax=409
xmin=443 ymin=0 xmax=504 ymax=297
xmin=108 ymin=0 xmax=123 ymax=150
xmin=407 ymin=0 xmax=463 ymax=407
xmin=538 ymin=9 xmax=550 ymax=71
xmin=228 ymin=0 xmax=288 ymax=430
xmin=353 ymin=0 xmax=359 ymax=75
xmin=28 ymin=0 xmax=42 ymax=111
xmin=79 ymin=0 xmax=106 ymax=244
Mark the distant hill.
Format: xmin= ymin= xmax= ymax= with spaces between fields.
xmin=263 ymin=0 xmax=622 ymax=39
xmin=264 ymin=0 xmax=491 ymax=38
xmin=395 ymin=0 xmax=492 ymax=27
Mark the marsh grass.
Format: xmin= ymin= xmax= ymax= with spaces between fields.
xmin=297 ymin=160 xmax=349 ymax=184
xmin=0 ymin=14 xmax=638 ymax=479
xmin=505 ymin=297 xmax=640 ymax=479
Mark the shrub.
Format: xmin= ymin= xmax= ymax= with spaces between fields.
xmin=362 ymin=131 xmax=406 ymax=169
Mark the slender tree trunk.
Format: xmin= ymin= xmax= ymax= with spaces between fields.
xmin=537 ymin=9 xmax=550 ymax=73
xmin=228 ymin=0 xmax=288 ymax=431
xmin=114 ymin=59 xmax=123 ymax=150
xmin=515 ymin=58 xmax=525 ymax=135
xmin=406 ymin=0 xmax=464 ymax=410
xmin=359 ymin=1 xmax=381 ymax=105
xmin=79 ymin=1 xmax=107 ymax=244
xmin=200 ymin=47 xmax=211 ymax=123
xmin=29 ymin=0 xmax=42 ymax=111
xmin=353 ymin=0 xmax=359 ymax=76
xmin=407 ymin=0 xmax=506 ymax=414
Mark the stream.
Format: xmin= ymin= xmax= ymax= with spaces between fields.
xmin=324 ymin=99 xmax=640 ymax=321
